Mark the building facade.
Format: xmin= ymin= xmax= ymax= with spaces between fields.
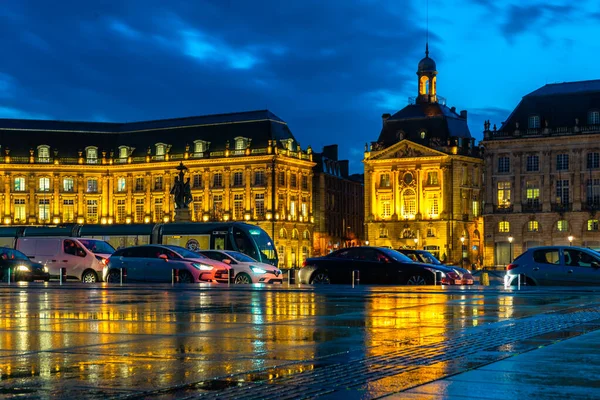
xmin=363 ymin=47 xmax=484 ymax=266
xmin=0 ymin=110 xmax=315 ymax=268
xmin=312 ymin=145 xmax=364 ymax=255
xmin=482 ymin=80 xmax=600 ymax=267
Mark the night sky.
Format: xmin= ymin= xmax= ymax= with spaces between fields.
xmin=1 ymin=0 xmax=599 ymax=173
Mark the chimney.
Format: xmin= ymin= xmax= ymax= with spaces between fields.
xmin=460 ymin=110 xmax=468 ymax=120
xmin=382 ymin=113 xmax=391 ymax=126
xmin=450 ymin=107 xmax=456 ymax=113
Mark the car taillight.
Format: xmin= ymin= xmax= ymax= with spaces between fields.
xmin=507 ymin=263 xmax=518 ymax=271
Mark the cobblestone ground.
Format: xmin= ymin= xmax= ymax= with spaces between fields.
xmin=0 ymin=282 xmax=599 ymax=399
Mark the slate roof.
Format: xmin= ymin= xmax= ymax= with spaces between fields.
xmin=0 ymin=110 xmax=297 ymax=157
xmin=499 ymin=80 xmax=600 ymax=132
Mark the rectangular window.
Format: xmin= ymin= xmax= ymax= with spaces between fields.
xmin=497 ymin=181 xmax=511 ymax=207
xmin=557 ymin=220 xmax=568 ymax=232
xmin=38 ymin=199 xmax=50 ymax=221
xmin=154 ymin=176 xmax=163 ymax=191
xmin=63 ymin=199 xmax=74 ymax=222
xmin=427 ymin=171 xmax=439 ymax=185
xmin=233 ymin=194 xmax=244 ymax=220
xmin=212 ymin=194 xmax=223 ymax=220
xmin=427 ymin=193 xmax=439 ymax=217
xmin=587 ymin=178 xmax=600 ymax=206
xmin=63 ymin=178 xmax=74 ymax=192
xmin=14 ymin=199 xmax=26 ymax=222
xmin=193 ymin=196 xmax=203 ymax=221
xmin=526 ymin=181 xmax=540 ymax=206
xmin=193 ymin=174 xmax=202 ymax=188
xmin=278 ymin=194 xmax=286 ymax=217
xmin=556 ymin=179 xmax=570 ymax=205
xmin=14 ymin=177 xmax=25 ymax=192
xmin=526 ymin=155 xmax=539 ymax=172
xmin=233 ymin=172 xmax=244 ymax=187
xmin=380 ymin=173 xmax=391 ymax=187
xmin=213 ymin=172 xmax=223 ymax=188
xmin=135 ymin=177 xmax=144 ymax=191
xmin=499 ymin=221 xmax=510 ymax=233
xmin=556 ymin=154 xmax=569 ymax=171
xmin=380 ymin=195 xmax=391 ymax=218
xmin=117 ymin=177 xmax=126 ymax=192
xmin=301 ymin=196 xmax=308 ymax=218
xmin=587 ymin=153 xmax=600 ymax=169
xmin=528 ymin=115 xmax=540 ymax=129
xmin=154 ymin=198 xmax=163 ymax=221
xmin=255 ymin=193 xmax=265 ymax=218
xmin=254 ymin=171 xmax=265 ymax=186
xmin=86 ymin=199 xmax=98 ymax=223
xmin=39 ymin=177 xmax=51 ymax=192
xmin=301 ymin=175 xmax=308 ymax=190
xmin=498 ymin=156 xmax=510 ymax=173
xmin=278 ymin=171 xmax=285 ymax=186
xmin=589 ymin=111 xmax=600 ymax=125
xmin=588 ymin=219 xmax=599 ymax=231
xmin=528 ymin=221 xmax=539 ymax=232
xmin=290 ymin=174 xmax=297 ymax=188
xmin=116 ymin=199 xmax=126 ymax=223
xmin=290 ymin=196 xmax=297 ymax=218
xmin=472 ymin=197 xmax=479 ymax=217
xmin=87 ymin=178 xmax=98 ymax=193
xmin=135 ymin=198 xmax=145 ymax=222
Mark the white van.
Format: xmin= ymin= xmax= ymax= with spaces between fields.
xmin=16 ymin=237 xmax=107 ymax=282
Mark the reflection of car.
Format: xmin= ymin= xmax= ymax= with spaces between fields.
xmin=398 ymin=249 xmax=474 ymax=285
xmin=298 ymin=246 xmax=452 ymax=285
xmin=506 ymin=246 xmax=600 ymax=286
xmin=104 ymin=245 xmax=231 ymax=283
xmin=199 ymin=250 xmax=283 ymax=284
xmin=0 ymin=247 xmax=50 ymax=282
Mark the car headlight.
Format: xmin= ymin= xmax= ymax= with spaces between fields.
xmin=16 ymin=265 xmax=30 ymax=272
xmin=250 ymin=266 xmax=267 ymax=274
xmin=43 ymin=266 xmax=49 ymax=273
xmin=191 ymin=263 xmax=214 ymax=271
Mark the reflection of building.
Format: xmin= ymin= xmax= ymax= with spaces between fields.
xmin=363 ymin=46 xmax=483 ymax=265
xmin=0 ymin=110 xmax=314 ymax=267
xmin=312 ymin=145 xmax=364 ymax=255
xmin=482 ymin=80 xmax=600 ymax=266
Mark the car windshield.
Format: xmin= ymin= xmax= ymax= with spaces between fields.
xmin=165 ymin=245 xmax=206 ymax=259
xmin=0 ymin=248 xmax=29 ymax=261
xmin=78 ymin=239 xmax=116 ymax=254
xmin=418 ymin=251 xmax=442 ymax=265
xmin=379 ymin=248 xmax=414 ymax=263
xmin=225 ymin=251 xmax=257 ymax=263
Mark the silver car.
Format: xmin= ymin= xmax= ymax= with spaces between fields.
xmin=506 ymin=246 xmax=600 ymax=286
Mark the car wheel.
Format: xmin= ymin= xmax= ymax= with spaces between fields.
xmin=310 ymin=271 xmax=330 ymax=284
xmin=179 ymin=270 xmax=194 ymax=283
xmin=406 ymin=275 xmax=428 ymax=285
xmin=234 ymin=273 xmax=252 ymax=284
xmin=106 ymin=269 xmax=121 ymax=284
xmin=81 ymin=270 xmax=98 ymax=283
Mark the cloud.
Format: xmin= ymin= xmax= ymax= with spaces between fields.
xmin=108 ymin=19 xmax=142 ymax=40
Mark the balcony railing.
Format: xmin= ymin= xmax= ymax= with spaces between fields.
xmin=493 ymin=205 xmax=514 ymax=213
xmin=551 ymin=203 xmax=572 ymax=213
xmin=521 ymin=203 xmax=542 ymax=212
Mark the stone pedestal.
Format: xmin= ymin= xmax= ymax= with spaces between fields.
xmin=173 ymin=208 xmax=192 ymax=222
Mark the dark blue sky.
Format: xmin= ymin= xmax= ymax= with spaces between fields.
xmin=1 ymin=0 xmax=598 ymax=173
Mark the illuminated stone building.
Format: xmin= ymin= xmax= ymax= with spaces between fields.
xmin=312 ymin=145 xmax=364 ymax=255
xmin=363 ymin=46 xmax=484 ymax=265
xmin=0 ymin=110 xmax=314 ymax=268
xmin=482 ymin=80 xmax=600 ymax=267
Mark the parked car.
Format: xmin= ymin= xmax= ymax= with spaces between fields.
xmin=198 ymin=250 xmax=283 ymax=284
xmin=298 ymin=246 xmax=453 ymax=285
xmin=398 ymin=249 xmax=475 ymax=285
xmin=506 ymin=246 xmax=600 ymax=286
xmin=16 ymin=237 xmax=107 ymax=282
xmin=104 ymin=245 xmax=232 ymax=283
xmin=0 ymin=247 xmax=50 ymax=282
xmin=77 ymin=238 xmax=116 ymax=264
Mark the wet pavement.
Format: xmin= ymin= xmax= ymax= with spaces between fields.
xmin=0 ymin=282 xmax=599 ymax=399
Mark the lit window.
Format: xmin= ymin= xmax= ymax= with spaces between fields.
xmin=557 ymin=220 xmax=568 ymax=232
xmin=233 ymin=194 xmax=244 ymax=220
xmin=427 ymin=171 xmax=438 ymax=185
xmin=526 ymin=181 xmax=540 ymax=207
xmin=86 ymin=147 xmax=98 ymax=163
xmin=587 ymin=219 xmax=599 ymax=231
xmin=14 ymin=199 xmax=26 ymax=222
xmin=63 ymin=199 xmax=75 ymax=222
xmin=194 ymin=140 xmax=209 ymax=153
xmin=63 ymin=178 xmax=74 ymax=192
xmin=117 ymin=177 xmax=126 ymax=192
xmin=37 ymin=145 xmax=50 ymax=161
xmin=118 ymin=146 xmax=128 ymax=159
xmin=527 ymin=221 xmax=539 ymax=232
xmin=38 ymin=199 xmax=50 ymax=221
xmin=402 ymin=189 xmax=416 ymax=219
xmin=420 ymin=131 xmax=426 ymax=139
xmin=279 ymin=228 xmax=287 ymax=239
xmin=155 ymin=143 xmax=166 ymax=156
xmin=87 ymin=178 xmax=98 ymax=193
xmin=39 ymin=177 xmax=51 ymax=192
xmin=154 ymin=198 xmax=164 ymax=221
xmin=427 ymin=193 xmax=439 ymax=217
xmin=234 ymin=137 xmax=247 ymax=150
xmin=499 ymin=221 xmax=510 ymax=233
xmin=255 ymin=193 xmax=265 ymax=218
xmin=528 ymin=115 xmax=540 ymax=129
xmin=87 ymin=199 xmax=98 ymax=223
xmin=380 ymin=195 xmax=391 ymax=218
xmin=497 ymin=181 xmax=511 ymax=207
xmin=14 ymin=177 xmax=26 ymax=192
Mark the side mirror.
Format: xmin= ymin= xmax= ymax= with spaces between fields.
xmin=159 ymin=254 xmax=168 ymax=261
xmin=592 ymin=261 xmax=600 ymax=269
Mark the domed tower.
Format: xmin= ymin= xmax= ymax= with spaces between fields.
xmin=416 ymin=43 xmax=437 ymax=104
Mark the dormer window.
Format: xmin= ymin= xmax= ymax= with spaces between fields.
xmin=37 ymin=145 xmax=50 ymax=162
xmin=118 ymin=146 xmax=129 ymax=159
xmin=589 ymin=111 xmax=600 ymax=125
xmin=234 ymin=137 xmax=248 ymax=150
xmin=528 ymin=115 xmax=540 ymax=129
xmin=420 ymin=131 xmax=426 ymax=139
xmin=155 ymin=143 xmax=167 ymax=156
xmin=85 ymin=147 xmax=98 ymax=164
xmin=281 ymin=138 xmax=294 ymax=151
xmin=194 ymin=140 xmax=210 ymax=153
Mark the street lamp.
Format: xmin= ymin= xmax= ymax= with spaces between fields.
xmin=568 ymin=235 xmax=574 ymax=246
xmin=508 ymin=236 xmax=514 ymax=263
xmin=413 ymin=237 xmax=418 ymax=249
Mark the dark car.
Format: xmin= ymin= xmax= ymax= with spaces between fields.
xmin=298 ymin=246 xmax=451 ymax=285
xmin=0 ymin=247 xmax=50 ymax=282
xmin=398 ymin=249 xmax=475 ymax=285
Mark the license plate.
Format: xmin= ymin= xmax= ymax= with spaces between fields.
xmin=455 ymin=279 xmax=463 ymax=285
xmin=463 ymin=279 xmax=473 ymax=285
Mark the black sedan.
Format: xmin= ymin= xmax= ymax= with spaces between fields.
xmin=298 ymin=246 xmax=449 ymax=285
xmin=0 ymin=247 xmax=50 ymax=282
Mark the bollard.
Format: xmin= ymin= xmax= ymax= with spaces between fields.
xmin=352 ymin=270 xmax=360 ymax=287
xmin=517 ymin=274 xmax=521 ymax=290
xmin=172 ymin=269 xmax=179 ymax=284
xmin=227 ymin=268 xmax=234 ymax=285
xmin=7 ymin=267 xmax=10 ymax=284
xmin=120 ymin=267 xmax=127 ymax=285
xmin=287 ymin=269 xmax=295 ymax=285
xmin=60 ymin=267 xmax=67 ymax=285
xmin=480 ymin=272 xmax=490 ymax=286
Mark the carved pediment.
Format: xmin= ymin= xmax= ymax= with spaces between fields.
xmin=370 ymin=140 xmax=446 ymax=160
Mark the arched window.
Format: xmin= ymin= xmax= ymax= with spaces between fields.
xmin=419 ymin=76 xmax=429 ymax=95
xmin=527 ymin=220 xmax=539 ymax=232
xmin=587 ymin=219 xmax=599 ymax=231
xmin=499 ymin=221 xmax=510 ymax=233
xmin=556 ymin=220 xmax=568 ymax=232
xmin=155 ymin=143 xmax=166 ymax=156
xmin=194 ymin=140 xmax=209 ymax=154
xmin=402 ymin=189 xmax=416 ymax=219
xmin=37 ymin=145 xmax=50 ymax=162
xmin=292 ymin=229 xmax=299 ymax=240
xmin=118 ymin=146 xmax=129 ymax=159
xmin=279 ymin=228 xmax=288 ymax=239
xmin=303 ymin=230 xmax=310 ymax=240
xmin=302 ymin=246 xmax=309 ymax=263
xmin=234 ymin=137 xmax=248 ymax=150
xmin=85 ymin=147 xmax=98 ymax=164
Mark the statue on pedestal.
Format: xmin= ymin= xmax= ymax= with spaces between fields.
xmin=170 ymin=162 xmax=192 ymax=210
